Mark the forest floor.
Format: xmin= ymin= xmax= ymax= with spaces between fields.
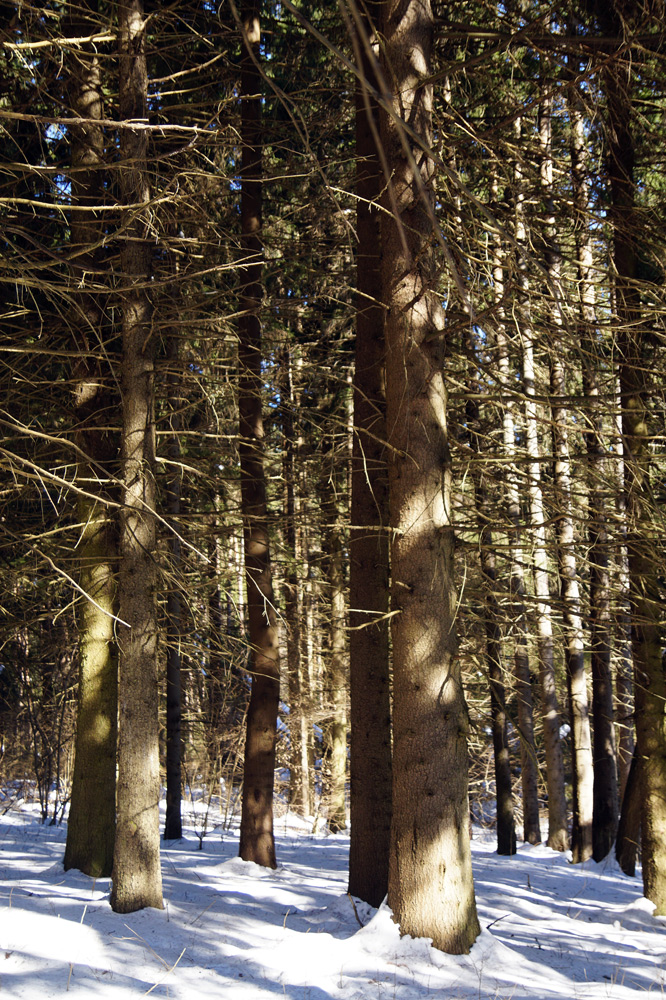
xmin=0 ymin=792 xmax=663 ymax=999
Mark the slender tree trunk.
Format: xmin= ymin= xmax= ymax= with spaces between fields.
xmin=164 ymin=339 xmax=183 ymax=840
xmin=492 ymin=174 xmax=541 ymax=846
xmin=347 ymin=0 xmax=392 ymax=907
xmin=324 ymin=517 xmax=348 ymax=833
xmin=514 ymin=118 xmax=568 ymax=852
xmin=613 ymin=401 xmax=635 ymax=801
xmin=237 ymin=0 xmax=280 ymax=869
xmin=602 ymin=7 xmax=666 ymax=910
xmin=540 ymin=94 xmax=593 ymax=862
xmin=64 ymin=0 xmax=117 ymax=879
xmin=281 ymin=348 xmax=312 ymax=817
xmin=382 ymin=0 xmax=479 ymax=953
xmin=111 ymin=0 xmax=163 ymax=913
xmin=568 ymin=64 xmax=618 ymax=860
xmin=466 ymin=330 xmax=515 ymax=856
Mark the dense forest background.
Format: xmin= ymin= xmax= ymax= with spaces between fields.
xmin=0 ymin=0 xmax=664 ymax=954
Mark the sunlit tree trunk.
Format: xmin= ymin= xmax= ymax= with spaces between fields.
xmin=492 ymin=172 xmax=541 ymax=846
xmin=382 ymin=0 xmax=479 ymax=953
xmin=348 ymin=0 xmax=392 ymax=907
xmin=514 ymin=118 xmax=568 ymax=852
xmin=540 ymin=94 xmax=593 ymax=862
xmin=237 ymin=0 xmax=280 ymax=869
xmin=111 ymin=0 xmax=163 ymax=913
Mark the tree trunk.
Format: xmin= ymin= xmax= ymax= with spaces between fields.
xmin=492 ymin=173 xmax=541 ymax=846
xmin=540 ymin=94 xmax=593 ymax=863
xmin=514 ymin=118 xmax=568 ymax=852
xmin=382 ymin=0 xmax=479 ymax=954
xmin=164 ymin=338 xmax=183 ymax=841
xmin=324 ymin=518 xmax=348 ymax=833
xmin=281 ymin=348 xmax=312 ymax=818
xmin=466 ymin=337 xmax=516 ymax=856
xmin=111 ymin=0 xmax=163 ymax=913
xmin=237 ymin=0 xmax=280 ymax=869
xmin=348 ymin=0 xmax=392 ymax=907
xmin=568 ymin=61 xmax=618 ymax=861
xmin=616 ymin=747 xmax=641 ymax=877
xmin=64 ymin=0 xmax=117 ymax=880
xmin=601 ymin=5 xmax=666 ymax=910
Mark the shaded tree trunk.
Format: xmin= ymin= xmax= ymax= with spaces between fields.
xmin=601 ymin=2 xmax=666 ymax=910
xmin=237 ymin=0 xmax=280 ymax=869
xmin=382 ymin=0 xmax=479 ymax=953
xmin=64 ymin=0 xmax=117 ymax=880
xmin=347 ymin=0 xmax=392 ymax=907
xmin=568 ymin=63 xmax=618 ymax=860
xmin=111 ymin=0 xmax=163 ymax=913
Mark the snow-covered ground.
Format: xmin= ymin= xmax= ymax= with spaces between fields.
xmin=0 ymin=794 xmax=664 ymax=998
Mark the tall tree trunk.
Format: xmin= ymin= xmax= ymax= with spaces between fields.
xmin=237 ymin=0 xmax=280 ymax=869
xmin=568 ymin=59 xmax=618 ymax=860
xmin=514 ymin=118 xmax=568 ymax=852
xmin=323 ymin=515 xmax=348 ymax=833
xmin=111 ymin=0 xmax=163 ymax=913
xmin=347 ymin=0 xmax=392 ymax=907
xmin=164 ymin=338 xmax=183 ymax=841
xmin=64 ymin=0 xmax=117 ymax=879
xmin=466 ymin=363 xmax=516 ymax=856
xmin=281 ymin=348 xmax=312 ymax=817
xmin=492 ymin=173 xmax=541 ymax=846
xmin=601 ymin=2 xmax=666 ymax=911
xmin=540 ymin=94 xmax=593 ymax=862
xmin=382 ymin=0 xmax=479 ymax=954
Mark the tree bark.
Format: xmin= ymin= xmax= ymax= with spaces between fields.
xmin=514 ymin=118 xmax=568 ymax=852
xmin=601 ymin=3 xmax=666 ymax=910
xmin=64 ymin=0 xmax=117 ymax=880
xmin=568 ymin=60 xmax=618 ymax=861
xmin=111 ymin=0 xmax=163 ymax=913
xmin=237 ymin=0 xmax=280 ymax=869
xmin=539 ymin=94 xmax=593 ymax=863
xmin=382 ymin=0 xmax=479 ymax=954
xmin=492 ymin=173 xmax=541 ymax=846
xmin=348 ymin=0 xmax=392 ymax=907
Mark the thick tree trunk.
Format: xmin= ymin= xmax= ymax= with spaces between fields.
xmin=540 ymin=96 xmax=593 ymax=863
xmin=111 ymin=0 xmax=163 ymax=913
xmin=382 ymin=0 xmax=479 ymax=954
xmin=64 ymin=0 xmax=117 ymax=880
xmin=348 ymin=0 xmax=392 ymax=907
xmin=604 ymin=31 xmax=666 ymax=909
xmin=568 ymin=70 xmax=618 ymax=861
xmin=237 ymin=1 xmax=280 ymax=869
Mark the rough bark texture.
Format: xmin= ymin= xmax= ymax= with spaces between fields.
xmin=569 ymin=71 xmax=618 ymax=861
xmin=64 ymin=0 xmax=117 ymax=880
xmin=111 ymin=0 xmax=163 ymax=914
xmin=348 ymin=0 xmax=392 ymax=908
xmin=324 ymin=520 xmax=348 ymax=833
xmin=237 ymin=1 xmax=280 ymax=870
xmin=382 ymin=0 xmax=480 ymax=953
xmin=602 ymin=10 xmax=666 ymax=909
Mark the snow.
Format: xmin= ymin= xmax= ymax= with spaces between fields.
xmin=0 ymin=798 xmax=664 ymax=998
